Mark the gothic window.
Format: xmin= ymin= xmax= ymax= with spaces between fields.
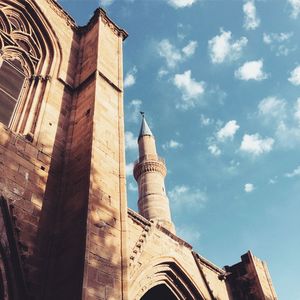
xmin=0 ymin=2 xmax=56 ymax=134
xmin=0 ymin=58 xmax=26 ymax=126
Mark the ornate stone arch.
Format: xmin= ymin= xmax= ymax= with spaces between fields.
xmin=130 ymin=256 xmax=206 ymax=300
xmin=0 ymin=0 xmax=62 ymax=137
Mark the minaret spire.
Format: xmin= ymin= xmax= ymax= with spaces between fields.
xmin=138 ymin=112 xmax=153 ymax=140
xmin=133 ymin=114 xmax=175 ymax=233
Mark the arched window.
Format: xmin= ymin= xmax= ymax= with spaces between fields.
xmin=0 ymin=58 xmax=26 ymax=126
xmin=0 ymin=2 xmax=58 ymax=136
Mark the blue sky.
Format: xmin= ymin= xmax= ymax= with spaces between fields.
xmin=59 ymin=0 xmax=300 ymax=298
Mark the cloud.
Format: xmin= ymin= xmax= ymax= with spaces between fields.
xmin=200 ymin=114 xmax=213 ymax=127
xmin=157 ymin=39 xmax=198 ymax=68
xmin=124 ymin=66 xmax=137 ymax=88
xmin=217 ymin=120 xmax=240 ymax=142
xmin=126 ymin=163 xmax=134 ymax=177
xmin=128 ymin=182 xmax=138 ymax=191
xmin=99 ymin=0 xmax=114 ymax=6
xmin=240 ymin=133 xmax=274 ymax=156
xmin=167 ymin=0 xmax=198 ymax=8
xmin=243 ymin=0 xmax=260 ymax=30
xmin=294 ymin=98 xmax=300 ymax=123
xmin=182 ymin=40 xmax=198 ymax=57
xmin=227 ymin=160 xmax=240 ymax=174
xmin=285 ymin=165 xmax=300 ymax=178
xmin=275 ymin=120 xmax=300 ymax=148
xmin=169 ymin=185 xmax=207 ymax=210
xmin=263 ymin=32 xmax=293 ymax=44
xmin=177 ymin=225 xmax=201 ymax=244
xmin=269 ymin=177 xmax=278 ymax=184
xmin=173 ymin=70 xmax=205 ymax=109
xmin=208 ymin=29 xmax=248 ymax=64
xmin=256 ymin=97 xmax=300 ymax=148
xmin=127 ymin=99 xmax=142 ymax=123
xmin=125 ymin=131 xmax=138 ymax=150
xmin=158 ymin=39 xmax=182 ymax=68
xmin=288 ymin=0 xmax=300 ymax=19
xmin=158 ymin=68 xmax=169 ymax=78
xmin=244 ymin=183 xmax=254 ymax=192
xmin=258 ymin=96 xmax=286 ymax=118
xmin=288 ymin=65 xmax=300 ymax=85
xmin=235 ymin=59 xmax=268 ymax=81
xmin=162 ymin=139 xmax=183 ymax=150
xmin=263 ymin=32 xmax=294 ymax=56
xmin=208 ymin=144 xmax=221 ymax=156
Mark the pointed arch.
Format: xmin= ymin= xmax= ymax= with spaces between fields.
xmin=130 ymin=256 xmax=206 ymax=300
xmin=0 ymin=0 xmax=62 ymax=134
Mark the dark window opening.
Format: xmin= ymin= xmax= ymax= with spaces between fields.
xmin=0 ymin=59 xmax=25 ymax=126
xmin=141 ymin=284 xmax=177 ymax=300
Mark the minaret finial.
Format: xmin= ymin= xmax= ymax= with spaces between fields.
xmin=138 ymin=112 xmax=153 ymax=140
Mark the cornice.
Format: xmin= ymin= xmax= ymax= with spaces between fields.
xmin=79 ymin=8 xmax=128 ymax=40
xmin=44 ymin=0 xmax=77 ymax=29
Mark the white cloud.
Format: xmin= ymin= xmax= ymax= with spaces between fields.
xmin=158 ymin=39 xmax=182 ymax=68
xmin=243 ymin=0 xmax=260 ymax=30
xmin=240 ymin=133 xmax=274 ymax=156
xmin=208 ymin=144 xmax=221 ymax=156
xmin=269 ymin=177 xmax=277 ymax=184
xmin=288 ymin=65 xmax=300 ymax=85
xmin=285 ymin=165 xmax=300 ymax=178
xmin=182 ymin=40 xmax=198 ymax=57
xmin=177 ymin=225 xmax=201 ymax=244
xmin=128 ymin=182 xmax=138 ymax=191
xmin=200 ymin=114 xmax=213 ymax=127
xmin=288 ymin=0 xmax=300 ymax=19
xmin=126 ymin=163 xmax=134 ymax=177
xmin=235 ymin=59 xmax=268 ymax=81
xmin=167 ymin=0 xmax=198 ymax=8
xmin=124 ymin=66 xmax=137 ymax=88
xmin=275 ymin=120 xmax=300 ymax=148
xmin=173 ymin=70 xmax=205 ymax=109
xmin=217 ymin=120 xmax=240 ymax=142
xmin=162 ymin=139 xmax=183 ymax=150
xmin=294 ymin=98 xmax=300 ymax=123
xmin=169 ymin=185 xmax=207 ymax=210
xmin=99 ymin=0 xmax=114 ymax=6
xmin=244 ymin=183 xmax=254 ymax=192
xmin=125 ymin=131 xmax=137 ymax=150
xmin=158 ymin=68 xmax=169 ymax=78
xmin=263 ymin=32 xmax=294 ymax=56
xmin=208 ymin=29 xmax=248 ymax=64
xmin=263 ymin=32 xmax=293 ymax=44
xmin=157 ymin=39 xmax=198 ymax=68
xmin=127 ymin=99 xmax=142 ymax=123
xmin=258 ymin=96 xmax=286 ymax=118
xmin=227 ymin=160 xmax=240 ymax=173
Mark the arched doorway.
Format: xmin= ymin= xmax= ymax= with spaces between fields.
xmin=141 ymin=284 xmax=177 ymax=300
xmin=130 ymin=258 xmax=206 ymax=300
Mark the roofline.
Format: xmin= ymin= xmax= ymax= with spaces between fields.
xmin=46 ymin=1 xmax=128 ymax=39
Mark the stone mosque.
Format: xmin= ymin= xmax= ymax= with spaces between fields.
xmin=0 ymin=0 xmax=277 ymax=299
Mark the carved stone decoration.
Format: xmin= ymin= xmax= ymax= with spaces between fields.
xmin=0 ymin=5 xmax=41 ymax=75
xmin=0 ymin=1 xmax=59 ymax=136
xmin=130 ymin=259 xmax=206 ymax=300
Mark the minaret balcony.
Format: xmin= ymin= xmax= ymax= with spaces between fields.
xmin=133 ymin=156 xmax=167 ymax=180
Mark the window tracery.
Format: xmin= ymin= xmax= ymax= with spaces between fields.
xmin=0 ymin=1 xmax=55 ymax=133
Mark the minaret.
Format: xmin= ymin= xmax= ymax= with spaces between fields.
xmin=133 ymin=113 xmax=175 ymax=233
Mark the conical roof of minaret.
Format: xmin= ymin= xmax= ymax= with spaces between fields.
xmin=138 ymin=113 xmax=153 ymax=140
